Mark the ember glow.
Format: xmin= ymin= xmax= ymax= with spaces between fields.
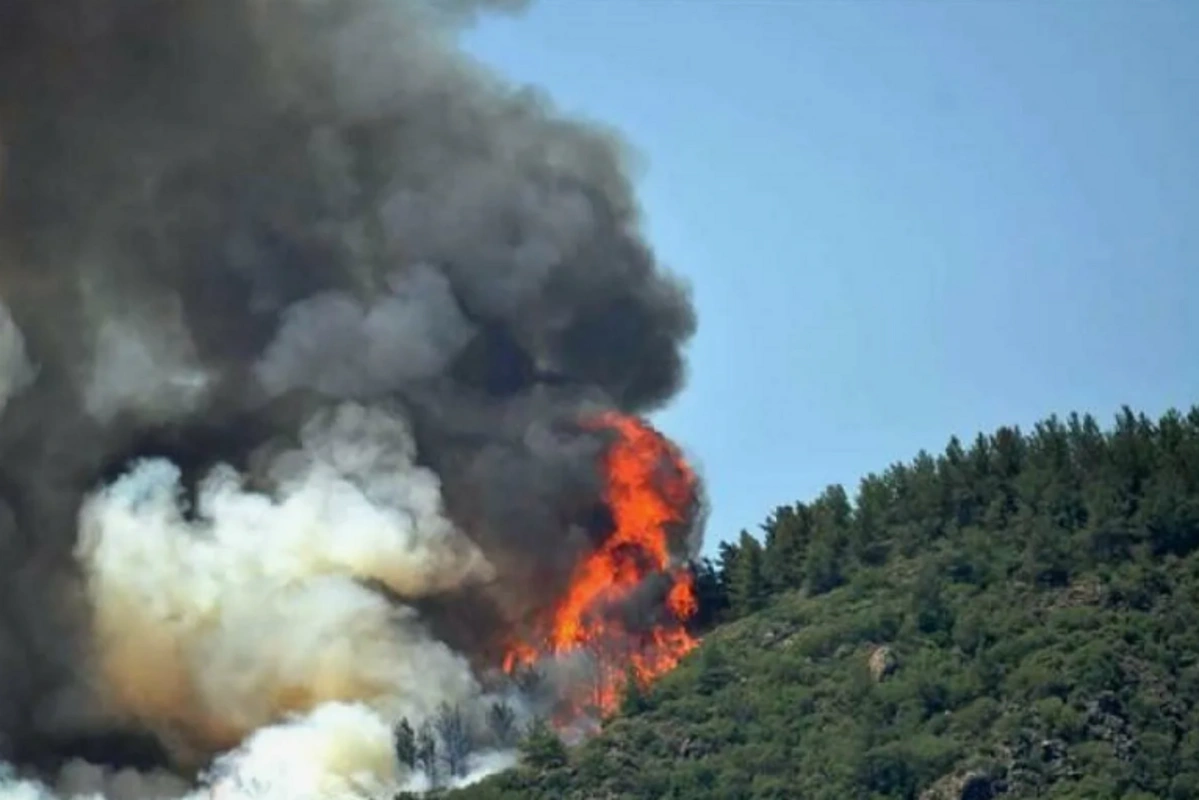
xmin=504 ymin=412 xmax=700 ymax=717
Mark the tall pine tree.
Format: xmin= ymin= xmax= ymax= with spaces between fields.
xmin=762 ymin=503 xmax=809 ymax=592
xmin=727 ymin=530 xmax=767 ymax=617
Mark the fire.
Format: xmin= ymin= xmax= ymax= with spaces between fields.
xmin=504 ymin=411 xmax=700 ymax=718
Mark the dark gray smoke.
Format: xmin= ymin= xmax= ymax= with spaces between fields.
xmin=0 ymin=0 xmax=697 ymax=778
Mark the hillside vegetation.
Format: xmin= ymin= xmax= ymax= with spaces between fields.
xmin=445 ymin=406 xmax=1199 ymax=799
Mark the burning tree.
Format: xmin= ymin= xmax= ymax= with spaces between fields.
xmin=503 ymin=412 xmax=702 ymax=723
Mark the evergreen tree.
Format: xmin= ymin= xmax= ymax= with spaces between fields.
xmin=520 ymin=718 xmax=567 ymax=770
xmin=696 ymin=641 xmax=734 ymax=696
xmin=436 ymin=702 xmax=475 ymax=779
xmin=1069 ymin=412 xmax=1109 ymax=479
xmin=715 ymin=540 xmax=741 ymax=602
xmin=853 ymin=474 xmax=893 ymax=565
xmin=761 ymin=503 xmax=808 ymax=592
xmin=991 ymin=425 xmax=1026 ymax=481
xmin=911 ymin=561 xmax=954 ymax=641
xmin=967 ymin=432 xmax=998 ymax=527
xmin=902 ymin=451 xmax=945 ymax=548
xmin=416 ymin=721 xmax=440 ymax=787
xmin=487 ymin=701 xmax=518 ymax=748
xmin=394 ymin=717 xmax=417 ymax=771
xmin=1019 ymin=505 xmax=1072 ymax=587
xmin=805 ymin=487 xmax=851 ymax=595
xmin=939 ymin=435 xmax=973 ymax=530
xmin=727 ymin=530 xmax=767 ymax=616
xmin=688 ymin=557 xmax=729 ymax=629
xmin=804 ymin=536 xmax=846 ymax=596
xmin=620 ymin=667 xmax=651 ymax=716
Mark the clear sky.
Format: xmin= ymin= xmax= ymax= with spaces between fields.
xmin=462 ymin=1 xmax=1199 ymax=556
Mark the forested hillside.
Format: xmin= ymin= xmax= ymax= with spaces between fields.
xmin=445 ymin=406 xmax=1199 ymax=799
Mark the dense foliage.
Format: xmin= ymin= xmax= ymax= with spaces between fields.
xmin=445 ymin=406 xmax=1199 ymax=799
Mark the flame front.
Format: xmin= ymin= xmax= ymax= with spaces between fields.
xmin=504 ymin=412 xmax=700 ymax=718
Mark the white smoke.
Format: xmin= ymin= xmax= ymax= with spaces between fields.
xmin=0 ymin=703 xmax=405 ymax=799
xmin=0 ymin=401 xmax=513 ymax=798
xmin=397 ymin=749 xmax=518 ymax=795
xmin=201 ymin=702 xmax=403 ymax=800
xmin=0 ymin=701 xmax=517 ymax=800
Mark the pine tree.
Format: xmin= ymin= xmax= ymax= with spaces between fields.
xmin=727 ymin=530 xmax=767 ymax=616
xmin=939 ymin=435 xmax=973 ymax=530
xmin=696 ymin=642 xmax=734 ymax=696
xmin=520 ymin=718 xmax=567 ymax=770
xmin=806 ymin=486 xmax=852 ymax=595
xmin=416 ymin=721 xmax=440 ymax=787
xmin=804 ymin=536 xmax=846 ymax=596
xmin=716 ymin=539 xmax=741 ymax=596
xmin=911 ymin=561 xmax=954 ymax=639
xmin=854 ymin=474 xmax=893 ymax=565
xmin=1020 ymin=508 xmax=1072 ymax=587
xmin=689 ymin=557 xmax=730 ymax=629
xmin=620 ymin=666 xmax=651 ymax=716
xmin=761 ymin=503 xmax=808 ymax=592
xmin=435 ymin=702 xmax=474 ymax=779
xmin=487 ymin=701 xmax=518 ymax=748
xmin=905 ymin=452 xmax=945 ymax=546
xmin=394 ymin=717 xmax=416 ymax=771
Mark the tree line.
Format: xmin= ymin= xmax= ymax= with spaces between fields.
xmin=394 ymin=699 xmax=568 ymax=793
xmin=690 ymin=406 xmax=1199 ymax=626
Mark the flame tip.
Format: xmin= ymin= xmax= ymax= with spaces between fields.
xmin=503 ymin=412 xmax=699 ymax=720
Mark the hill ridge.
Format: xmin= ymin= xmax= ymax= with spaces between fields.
xmin=445 ymin=404 xmax=1199 ymax=800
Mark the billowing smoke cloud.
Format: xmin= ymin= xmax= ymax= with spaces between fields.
xmin=77 ymin=404 xmax=488 ymax=767
xmin=0 ymin=0 xmax=699 ymax=796
xmin=1 ymin=703 xmax=407 ymax=799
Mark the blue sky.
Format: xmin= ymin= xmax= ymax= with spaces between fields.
xmin=462 ymin=1 xmax=1199 ymax=555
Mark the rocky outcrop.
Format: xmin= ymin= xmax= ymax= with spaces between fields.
xmin=919 ymin=769 xmax=1006 ymax=800
xmin=868 ymin=645 xmax=898 ymax=681
xmin=1083 ymin=692 xmax=1135 ymax=762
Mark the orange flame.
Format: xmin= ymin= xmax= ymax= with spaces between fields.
xmin=504 ymin=411 xmax=700 ymax=718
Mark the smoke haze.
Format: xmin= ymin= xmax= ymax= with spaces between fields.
xmin=0 ymin=0 xmax=699 ymax=796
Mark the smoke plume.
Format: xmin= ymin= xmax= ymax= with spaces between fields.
xmin=0 ymin=0 xmax=699 ymax=796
